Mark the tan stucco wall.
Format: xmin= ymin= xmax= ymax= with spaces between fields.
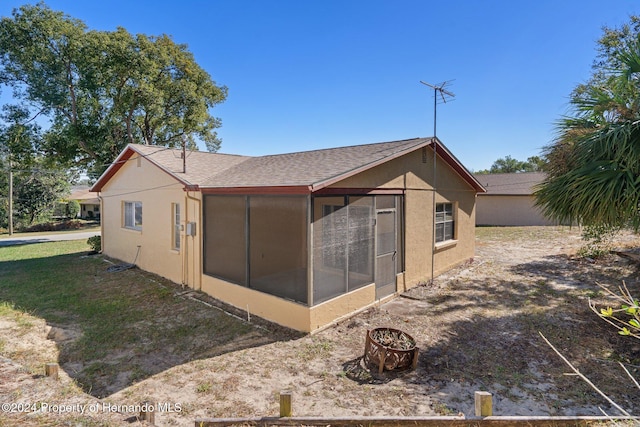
xmin=331 ymin=147 xmax=477 ymax=289
xmin=99 ymin=153 xmax=187 ymax=285
xmin=309 ymin=283 xmax=377 ymax=331
xmin=201 ymin=274 xmax=310 ymax=330
xmin=476 ymin=195 xmax=555 ymax=226
xmin=201 ymin=272 xmax=381 ymax=333
xmin=100 ymin=146 xmax=477 ymax=333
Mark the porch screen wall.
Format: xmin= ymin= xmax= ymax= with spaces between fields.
xmin=347 ymin=197 xmax=374 ymax=291
xmin=249 ymin=196 xmax=308 ymax=303
xmin=312 ymin=196 xmax=375 ymax=305
xmin=203 ymin=195 xmax=247 ymax=285
xmin=313 ymin=197 xmax=347 ymax=304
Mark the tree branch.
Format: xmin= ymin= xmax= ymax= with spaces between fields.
xmin=538 ymin=331 xmax=631 ymax=416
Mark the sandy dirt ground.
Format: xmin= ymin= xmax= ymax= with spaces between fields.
xmin=1 ymin=226 xmax=640 ymax=426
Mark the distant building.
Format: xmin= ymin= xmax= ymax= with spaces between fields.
xmin=69 ymin=187 xmax=101 ymax=220
xmin=473 ymin=172 xmax=555 ymax=226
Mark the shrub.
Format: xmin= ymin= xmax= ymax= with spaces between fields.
xmin=87 ymin=235 xmax=101 ymax=253
xmin=577 ymin=224 xmax=619 ymax=259
xmin=23 ymin=220 xmax=83 ymax=232
xmin=66 ymin=200 xmax=81 ymax=218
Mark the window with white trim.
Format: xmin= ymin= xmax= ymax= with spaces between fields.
xmin=435 ymin=202 xmax=454 ymax=243
xmin=172 ymin=203 xmax=181 ymax=250
xmin=124 ymin=201 xmax=142 ymax=230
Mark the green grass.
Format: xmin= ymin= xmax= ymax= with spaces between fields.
xmin=0 ymin=239 xmax=258 ymax=397
xmin=0 ymin=223 xmax=101 ymax=239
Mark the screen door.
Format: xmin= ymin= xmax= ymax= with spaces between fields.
xmin=375 ymin=208 xmax=396 ymax=299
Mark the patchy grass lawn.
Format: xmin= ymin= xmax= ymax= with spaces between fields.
xmin=1 ymin=228 xmax=640 ymax=426
xmin=0 ymin=240 xmax=296 ymax=400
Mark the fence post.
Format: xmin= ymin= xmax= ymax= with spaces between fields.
xmin=45 ymin=363 xmax=59 ymax=379
xmin=139 ymin=401 xmax=155 ymax=425
xmin=280 ymin=391 xmax=292 ymax=417
xmin=474 ymin=391 xmax=492 ymax=417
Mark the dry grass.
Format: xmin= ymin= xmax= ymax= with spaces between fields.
xmin=1 ymin=227 xmax=640 ymax=425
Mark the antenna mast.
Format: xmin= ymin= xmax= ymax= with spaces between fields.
xmin=419 ymin=80 xmax=455 ymax=137
xmin=419 ymin=80 xmax=455 ymax=285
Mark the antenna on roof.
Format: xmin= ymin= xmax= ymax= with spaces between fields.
xmin=419 ymin=80 xmax=455 ymax=137
xmin=420 ymin=80 xmax=455 ymax=286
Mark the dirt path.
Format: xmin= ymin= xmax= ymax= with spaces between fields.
xmin=2 ymin=226 xmax=640 ymax=426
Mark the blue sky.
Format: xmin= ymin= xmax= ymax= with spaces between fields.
xmin=1 ymin=1 xmax=638 ymax=171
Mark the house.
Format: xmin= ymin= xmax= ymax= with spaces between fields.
xmin=473 ymin=172 xmax=555 ymax=226
xmin=68 ymin=187 xmax=101 ymax=220
xmin=91 ymin=137 xmax=485 ymax=332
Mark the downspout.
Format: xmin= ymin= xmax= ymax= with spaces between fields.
xmin=181 ymin=193 xmax=187 ymax=289
xmin=98 ymin=193 xmax=104 ymax=252
xmin=185 ymin=190 xmax=202 ymax=291
xmin=431 ymin=138 xmax=437 ymax=284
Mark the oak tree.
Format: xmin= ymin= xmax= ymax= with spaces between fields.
xmin=0 ymin=3 xmax=227 ymax=178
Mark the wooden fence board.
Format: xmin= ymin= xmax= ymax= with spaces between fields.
xmin=194 ymin=415 xmax=638 ymax=427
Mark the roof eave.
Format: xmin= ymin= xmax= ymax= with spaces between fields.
xmin=310 ymin=138 xmax=434 ymax=192
xmin=432 ymin=138 xmax=486 ymax=193
xmin=199 ymin=185 xmax=312 ymax=195
xmin=90 ymin=144 xmax=191 ymax=192
xmin=90 ymin=145 xmax=137 ymax=192
xmin=310 ymin=137 xmax=486 ymax=193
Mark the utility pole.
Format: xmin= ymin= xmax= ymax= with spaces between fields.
xmin=419 ymin=80 xmax=455 ymax=284
xmin=8 ymin=166 xmax=13 ymax=235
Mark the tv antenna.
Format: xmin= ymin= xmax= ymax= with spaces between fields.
xmin=420 ymin=80 xmax=455 ymax=286
xmin=419 ymin=80 xmax=455 ymax=136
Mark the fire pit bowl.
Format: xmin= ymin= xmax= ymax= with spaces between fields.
xmin=363 ymin=328 xmax=419 ymax=374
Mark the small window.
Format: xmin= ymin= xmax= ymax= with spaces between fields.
xmin=435 ymin=202 xmax=454 ymax=243
xmin=124 ymin=201 xmax=142 ymax=230
xmin=172 ymin=203 xmax=181 ymax=250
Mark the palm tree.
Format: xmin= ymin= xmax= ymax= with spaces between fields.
xmin=535 ymin=33 xmax=640 ymax=230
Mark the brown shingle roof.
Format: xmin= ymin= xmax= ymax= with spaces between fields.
xmin=202 ymin=138 xmax=434 ymax=189
xmin=132 ymin=144 xmax=250 ymax=186
xmin=69 ymin=188 xmax=100 ymax=203
xmin=92 ymin=137 xmax=485 ymax=193
xmin=473 ymin=172 xmax=546 ymax=195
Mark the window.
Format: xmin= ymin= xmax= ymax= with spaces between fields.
xmin=124 ymin=201 xmax=142 ymax=230
xmin=435 ymin=202 xmax=454 ymax=243
xmin=172 ymin=203 xmax=181 ymax=250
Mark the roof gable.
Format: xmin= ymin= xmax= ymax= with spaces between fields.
xmin=92 ymin=138 xmax=485 ymax=194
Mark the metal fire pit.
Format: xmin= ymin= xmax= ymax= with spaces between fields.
xmin=364 ymin=327 xmax=419 ymax=374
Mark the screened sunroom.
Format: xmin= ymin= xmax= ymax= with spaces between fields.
xmin=202 ymin=194 xmax=404 ymax=307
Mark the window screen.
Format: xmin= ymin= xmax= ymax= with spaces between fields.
xmin=249 ymin=196 xmax=308 ymax=304
xmin=313 ymin=198 xmax=348 ymax=304
xmin=312 ymin=196 xmax=377 ymax=304
xmin=203 ymin=195 xmax=247 ymax=285
xmin=347 ymin=197 xmax=374 ymax=291
xmin=435 ymin=202 xmax=454 ymax=242
xmin=124 ymin=201 xmax=142 ymax=230
xmin=172 ymin=203 xmax=181 ymax=250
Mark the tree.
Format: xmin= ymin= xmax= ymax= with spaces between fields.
xmin=535 ymin=16 xmax=640 ymax=229
xmin=14 ymin=164 xmax=70 ymax=225
xmin=66 ymin=199 xmax=80 ymax=218
xmin=475 ymin=155 xmax=546 ymax=174
xmin=0 ymin=103 xmax=46 ymax=229
xmin=0 ymin=3 xmax=227 ymax=178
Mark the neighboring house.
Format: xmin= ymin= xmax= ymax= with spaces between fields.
xmin=91 ymin=137 xmax=485 ymax=332
xmin=69 ymin=187 xmax=101 ymax=220
xmin=473 ymin=172 xmax=555 ymax=226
